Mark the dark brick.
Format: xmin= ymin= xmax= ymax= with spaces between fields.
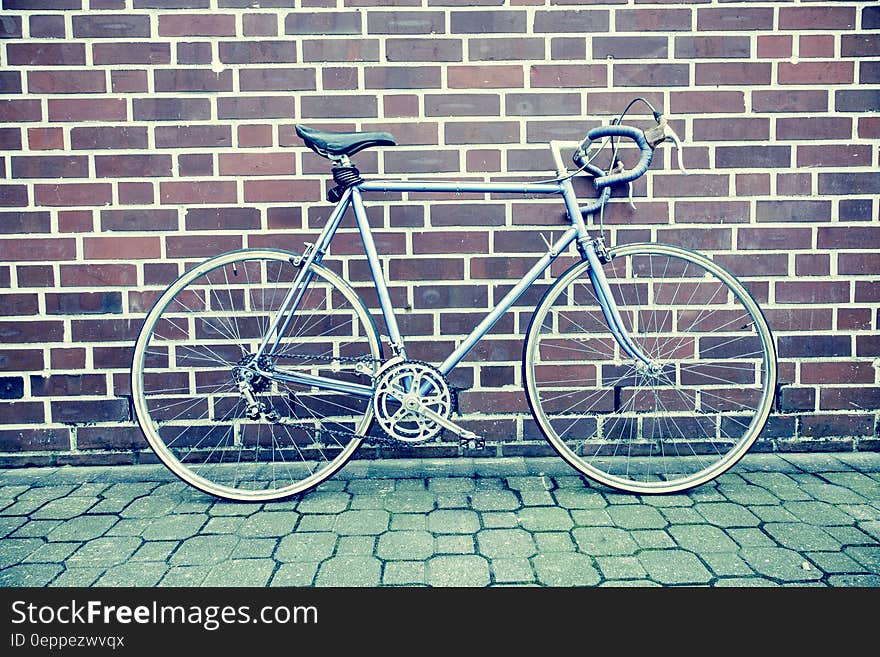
xmin=779 ymin=6 xmax=856 ymax=30
xmin=675 ymin=36 xmax=750 ymax=59
xmin=778 ymin=335 xmax=850 ymax=359
xmin=836 ymin=90 xmax=880 ymax=112
xmin=535 ymin=9 xmax=609 ymax=33
xmin=101 ymin=209 xmax=178 ymax=232
xmin=450 ymin=10 xmax=525 ymax=33
xmin=0 ymin=377 xmax=23 ymax=400
xmin=28 ymin=70 xmax=105 ymax=94
xmin=7 ymin=43 xmax=86 ymax=66
xmin=817 ymin=226 xmax=880 ymax=250
xmin=841 ymin=35 xmax=880 ymax=58
xmin=93 ymin=43 xmax=171 ymax=65
xmin=304 ymin=39 xmax=380 ymax=62
xmin=386 ymin=38 xmax=460 ymax=62
xmin=753 ymin=90 xmax=827 ymax=113
xmin=301 ymin=96 xmax=376 ymax=118
xmin=285 ymin=11 xmax=361 ymax=34
xmin=52 ymin=399 xmax=130 ymax=425
xmin=839 ymin=199 xmax=875 ymax=222
xmin=239 ymin=68 xmax=315 ymax=91
xmin=0 ymin=211 xmax=50 ymax=234
xmin=218 ymin=96 xmax=294 ymax=119
xmin=799 ymin=414 xmax=873 ymax=439
xmin=365 ymin=66 xmax=441 ymax=90
xmin=696 ymin=63 xmax=772 ymax=86
xmin=865 ymin=6 xmax=880 ymax=29
xmin=777 ymin=117 xmax=852 ymax=141
xmin=0 ymin=14 xmax=22 ymax=38
xmin=506 ymin=93 xmax=580 ymax=117
xmin=614 ymin=63 xmax=688 ymax=87
xmin=425 ymin=94 xmax=500 ymax=117
xmin=72 ymin=14 xmax=151 ymax=38
xmin=154 ymin=69 xmax=233 ymax=93
xmin=0 ymin=428 xmax=68 ymax=452
xmin=94 ymin=155 xmax=173 ymax=178
xmin=133 ymin=98 xmax=211 ymax=121
xmin=715 ymin=146 xmax=790 ymax=169
xmin=615 ymin=8 xmax=690 ymax=32
xmin=430 ymin=203 xmax=505 ymax=227
xmin=219 ymin=41 xmax=298 ymax=63
xmin=818 ymin=173 xmax=880 ymax=196
xmin=0 ymin=71 xmax=22 ymax=95
xmin=11 ymin=156 xmax=88 ymax=179
xmin=0 ymin=128 xmax=22 ymax=151
xmin=551 ymin=37 xmax=585 ymax=61
xmin=593 ymin=36 xmax=667 ymax=60
xmin=384 ymin=150 xmax=459 ymax=174
xmin=367 ymin=11 xmax=444 ymax=34
xmin=697 ymin=7 xmax=773 ymax=31
xmin=45 ymin=291 xmax=123 ymax=315
xmin=177 ymin=42 xmax=212 ymax=65
xmin=531 ymin=65 xmax=606 ymax=88
xmin=445 ymin=121 xmax=519 ymax=145
xmin=756 ymin=200 xmax=830 ymax=223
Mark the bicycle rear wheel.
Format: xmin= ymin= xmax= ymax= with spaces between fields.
xmin=131 ymin=248 xmax=382 ymax=501
xmin=524 ymin=243 xmax=777 ymax=494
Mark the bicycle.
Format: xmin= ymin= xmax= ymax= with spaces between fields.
xmin=131 ymin=98 xmax=777 ymax=501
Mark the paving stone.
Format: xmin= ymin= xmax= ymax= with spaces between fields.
xmin=491 ymin=557 xmax=535 ymax=583
xmin=66 ymin=536 xmax=141 ymax=568
xmin=202 ymin=559 xmax=276 ymax=586
xmin=740 ymin=472 xmax=810 ymax=500
xmin=506 ymin=476 xmax=552 ymax=492
xmin=553 ymin=488 xmax=607 ymax=509
xmin=519 ymin=491 xmax=556 ymax=506
xmin=335 ymin=535 xmax=374 ymax=556
xmin=0 ymin=516 xmax=26 ymax=538
xmin=232 ymin=538 xmax=278 ymax=559
xmin=349 ymin=494 xmax=387 ymax=510
xmin=600 ymin=579 xmax=661 ymax=587
xmin=141 ymin=514 xmax=206 ymax=541
xmin=838 ymin=504 xmax=880 ymax=521
xmin=383 ymin=561 xmax=426 ymax=586
xmin=32 ymin=496 xmax=98 ymax=520
xmin=347 ymin=478 xmax=395 ymax=495
xmin=477 ymin=529 xmax=536 ymax=559
xmin=12 ymin=519 xmax=61 ymax=538
xmin=687 ymin=486 xmax=726 ymax=503
xmin=131 ymin=541 xmax=178 ymax=562
xmin=607 ymin=505 xmax=666 ymax=530
xmin=533 ymin=553 xmax=600 ymax=586
xmin=334 ymin=510 xmax=389 ymax=535
xmin=296 ymin=491 xmax=350 ymax=514
xmin=95 ymin=562 xmax=168 ymax=587
xmin=434 ymin=534 xmax=474 ymax=554
xmin=203 ymin=516 xmax=244 ymax=534
xmin=828 ymin=574 xmax=880 ymax=587
xmin=48 ymin=567 xmax=104 ymax=587
xmin=694 ymin=502 xmax=760 ymax=527
xmin=428 ymin=509 xmax=480 ymax=534
xmin=824 ymin=525 xmax=874 ymax=545
xmin=239 ymin=511 xmax=299 ymax=537
xmin=316 ymin=556 xmax=381 ymax=586
xmin=377 ymin=531 xmax=433 ymax=560
xmin=0 ymin=563 xmax=63 ymax=586
xmin=170 ymin=535 xmax=239 ymax=565
xmin=428 ymin=477 xmax=475 ymax=493
xmin=389 ymin=513 xmax=426 ymax=531
xmin=631 ymin=529 xmax=675 ymax=549
xmin=728 ymin=528 xmax=776 ymax=548
xmin=70 ymin=483 xmax=111 ymax=497
xmin=798 ymin=482 xmax=867 ymax=504
xmin=669 ymin=525 xmax=739 ymax=552
xmin=638 ymin=550 xmax=713 ymax=585
xmin=641 ymin=494 xmax=693 ymax=508
xmin=823 ymin=472 xmax=880 ymax=498
xmin=427 ymin=555 xmax=490 ymax=587
xmin=469 ymin=490 xmax=520 ymax=511
xmin=858 ymin=521 xmax=880 ymax=541
xmin=23 ymin=541 xmax=80 ymax=563
xmin=435 ymin=493 xmax=470 ymax=509
xmin=207 ymin=501 xmax=257 ymax=517
xmin=517 ymin=506 xmax=573 ymax=531
xmin=119 ymin=496 xmax=179 ymax=518
xmin=570 ymin=509 xmax=613 ymax=526
xmin=596 ymin=556 xmax=647 ymax=580
xmin=46 ymin=516 xmax=117 ymax=542
xmin=158 ymin=565 xmax=211 ymax=587
xmin=659 ymin=507 xmax=704 ymax=525
xmin=296 ymin=515 xmax=336 ymax=532
xmin=17 ymin=485 xmax=76 ymax=504
xmin=383 ymin=490 xmax=436 ymax=513
xmin=701 ymin=552 xmax=754 ymax=577
xmin=482 ymin=511 xmax=518 ymax=528
xmin=715 ymin=577 xmax=777 ymax=587
xmin=749 ymin=505 xmax=799 ymax=523
xmin=718 ymin=484 xmax=780 ymax=505
xmin=763 ymin=523 xmax=842 ymax=552
xmin=534 ymin=532 xmax=575 ymax=553
xmin=844 ymin=546 xmax=880 ymax=574
xmin=604 ymin=493 xmax=642 ymax=506
xmin=270 ymin=562 xmax=319 ymax=586
xmin=88 ymin=498 xmax=132 ymax=514
xmin=806 ymin=551 xmax=867 ymax=575
xmin=740 ymin=547 xmax=823 ymax=581
xmin=104 ymin=518 xmax=151 ymax=537
xmin=783 ymin=501 xmax=855 ymax=526
xmin=572 ymin=527 xmax=638 ymax=556
xmin=276 ymin=532 xmax=337 ymax=563
xmin=394 ymin=478 xmax=426 ymax=491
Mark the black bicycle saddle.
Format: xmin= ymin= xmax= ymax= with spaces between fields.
xmin=295 ymin=125 xmax=397 ymax=158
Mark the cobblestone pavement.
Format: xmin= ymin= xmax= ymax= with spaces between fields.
xmin=0 ymin=453 xmax=878 ymax=587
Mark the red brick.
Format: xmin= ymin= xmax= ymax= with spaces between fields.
xmin=0 ymin=238 xmax=75 ymax=262
xmin=111 ymin=70 xmax=149 ymax=93
xmin=239 ymin=68 xmax=316 ymax=91
xmin=11 ymin=156 xmax=88 ymax=179
xmin=84 ymin=237 xmax=161 ymax=260
xmin=779 ymin=6 xmax=856 ymax=30
xmin=798 ymin=145 xmax=872 ymax=168
xmin=777 ymin=117 xmax=852 ymax=141
xmin=154 ymin=125 xmax=231 ymax=149
xmin=757 ymin=35 xmax=792 ymax=59
xmin=164 ymin=235 xmax=243 ymax=258
xmin=306 ymin=39 xmax=381 ymax=62
xmin=219 ymin=41 xmax=299 ymax=63
xmin=243 ymin=13 xmax=278 ymax=37
xmin=242 ymin=180 xmax=322 ymax=203
xmin=670 ymin=91 xmax=744 ymax=114
xmin=58 ymin=210 xmax=93 ymax=233
xmin=218 ymin=153 xmax=296 ymax=176
xmin=154 ymin=69 xmax=233 ymax=92
xmin=776 ymin=281 xmax=850 ymax=304
xmin=34 ymin=183 xmax=112 ymax=207
xmin=696 ymin=63 xmax=771 ymax=86
xmin=60 ymin=264 xmax=138 ymax=287
xmin=753 ymin=90 xmax=827 ymax=113
xmin=795 ymin=254 xmax=829 ymax=277
xmin=616 ymin=8 xmax=690 ymax=32
xmin=7 ymin=43 xmax=85 ymax=66
xmin=71 ymin=126 xmax=147 ymax=150
xmin=799 ymin=35 xmax=835 ymax=59
xmin=530 ymin=65 xmax=606 ymax=88
xmin=93 ymin=43 xmax=170 ymax=64
xmin=237 ymin=124 xmax=273 ymax=147
xmin=49 ymin=99 xmax=127 ymax=122
xmin=779 ymin=62 xmax=853 ymax=86
xmin=94 ymin=155 xmax=173 ymax=178
xmin=159 ymin=14 xmax=236 ymax=36
xmin=737 ymin=228 xmax=812 ymax=251
xmin=160 ymin=181 xmax=238 ymax=205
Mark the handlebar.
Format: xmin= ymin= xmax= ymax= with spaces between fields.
xmin=579 ymin=125 xmax=653 ymax=190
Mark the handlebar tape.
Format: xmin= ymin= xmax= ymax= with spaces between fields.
xmin=585 ymin=125 xmax=653 ymax=189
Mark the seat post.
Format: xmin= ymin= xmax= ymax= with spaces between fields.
xmin=327 ymin=155 xmax=363 ymax=203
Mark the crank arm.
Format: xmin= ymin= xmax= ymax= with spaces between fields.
xmin=411 ymin=404 xmax=482 ymax=443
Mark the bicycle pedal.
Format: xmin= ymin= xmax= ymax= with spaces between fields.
xmin=459 ymin=437 xmax=486 ymax=450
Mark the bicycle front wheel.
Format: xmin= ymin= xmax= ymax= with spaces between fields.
xmin=524 ymin=243 xmax=777 ymax=494
xmin=131 ymin=249 xmax=382 ymax=501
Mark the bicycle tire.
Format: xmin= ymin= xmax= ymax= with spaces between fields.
xmin=523 ymin=242 xmax=777 ymax=494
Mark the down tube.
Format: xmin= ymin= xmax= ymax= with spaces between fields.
xmin=438 ymin=227 xmax=579 ymax=376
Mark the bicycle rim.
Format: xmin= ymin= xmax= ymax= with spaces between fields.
xmin=524 ymin=243 xmax=777 ymax=494
xmin=131 ymin=249 xmax=382 ymax=501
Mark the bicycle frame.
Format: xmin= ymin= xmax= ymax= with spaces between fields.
xmin=252 ymin=166 xmax=652 ymax=399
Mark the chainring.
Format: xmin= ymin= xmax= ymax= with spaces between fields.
xmin=372 ymin=361 xmax=451 ymax=443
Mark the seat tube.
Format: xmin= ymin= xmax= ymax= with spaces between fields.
xmin=350 ymin=187 xmax=406 ymax=354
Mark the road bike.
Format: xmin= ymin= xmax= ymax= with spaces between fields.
xmin=131 ymin=98 xmax=778 ymax=501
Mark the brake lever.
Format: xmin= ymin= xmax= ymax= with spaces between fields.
xmin=663 ymin=123 xmax=688 ymax=175
xmin=644 ymin=116 xmax=688 ymax=175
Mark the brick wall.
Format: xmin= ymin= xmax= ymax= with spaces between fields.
xmin=0 ymin=0 xmax=878 ymax=467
